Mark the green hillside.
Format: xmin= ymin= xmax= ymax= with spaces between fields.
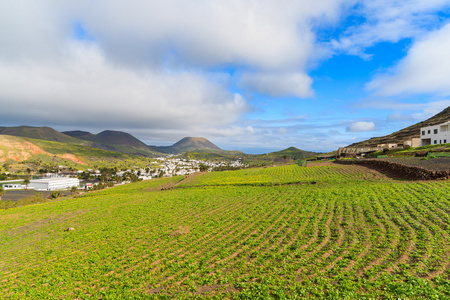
xmin=268 ymin=146 xmax=318 ymax=159
xmin=27 ymin=138 xmax=156 ymax=170
xmin=178 ymin=146 xmax=317 ymax=166
xmin=1 ymin=164 xmax=449 ymax=298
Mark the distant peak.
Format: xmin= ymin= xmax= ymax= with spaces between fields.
xmin=171 ymin=137 xmax=221 ymax=151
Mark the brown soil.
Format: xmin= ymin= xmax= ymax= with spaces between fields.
xmin=58 ymin=153 xmax=87 ymax=165
xmin=0 ymin=135 xmax=47 ymax=162
xmin=0 ymin=135 xmax=86 ymax=165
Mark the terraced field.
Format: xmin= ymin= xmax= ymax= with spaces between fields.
xmin=1 ymin=164 xmax=450 ymax=299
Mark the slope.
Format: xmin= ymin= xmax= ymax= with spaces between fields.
xmin=0 ymin=126 xmax=86 ymax=144
xmin=349 ymin=106 xmax=450 ymax=147
xmin=0 ymin=135 xmax=86 ymax=166
xmin=268 ymin=146 xmax=318 ymax=159
xmin=1 ymin=165 xmax=449 ymax=298
xmin=63 ymin=130 xmax=158 ymax=157
xmin=62 ymin=130 xmax=104 ymax=144
xmin=149 ymin=137 xmax=222 ymax=154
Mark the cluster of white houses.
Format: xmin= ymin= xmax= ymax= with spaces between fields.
xmin=334 ymin=121 xmax=450 ymax=159
xmin=1 ymin=158 xmax=247 ymax=191
xmin=3 ymin=124 xmax=446 ymax=190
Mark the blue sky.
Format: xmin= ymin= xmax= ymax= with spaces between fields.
xmin=1 ymin=1 xmax=450 ymax=153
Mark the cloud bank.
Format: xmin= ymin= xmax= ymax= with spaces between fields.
xmin=346 ymin=121 xmax=376 ymax=132
xmin=0 ymin=0 xmax=449 ymax=152
xmin=367 ymin=24 xmax=450 ymax=96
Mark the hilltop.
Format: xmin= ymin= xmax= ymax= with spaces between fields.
xmin=149 ymin=137 xmax=222 ymax=154
xmin=0 ymin=134 xmax=164 ymax=172
xmin=63 ymin=130 xmax=156 ymax=157
xmin=268 ymin=146 xmax=318 ymax=160
xmin=178 ymin=146 xmax=319 ymax=166
xmin=64 ymin=130 xmax=149 ymax=149
xmin=0 ymin=126 xmax=85 ymax=144
xmin=0 ymin=126 xmax=317 ymax=168
xmin=349 ymin=106 xmax=450 ymax=147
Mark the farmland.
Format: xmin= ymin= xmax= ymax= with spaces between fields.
xmin=1 ymin=163 xmax=450 ymax=299
xmin=377 ymin=157 xmax=450 ymax=171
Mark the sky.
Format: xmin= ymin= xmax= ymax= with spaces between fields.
xmin=1 ymin=1 xmax=450 ymax=153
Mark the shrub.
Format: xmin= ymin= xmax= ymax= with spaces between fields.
xmin=50 ymin=191 xmax=61 ymax=199
xmin=0 ymin=194 xmax=48 ymax=209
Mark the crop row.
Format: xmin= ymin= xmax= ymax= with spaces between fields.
xmin=1 ymin=175 xmax=450 ymax=298
xmin=177 ymin=164 xmax=390 ymax=188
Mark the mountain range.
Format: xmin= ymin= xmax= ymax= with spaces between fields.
xmin=0 ymin=125 xmax=319 ymax=170
xmin=0 ymin=126 xmax=223 ymax=157
xmin=2 ymin=104 xmax=450 ymax=165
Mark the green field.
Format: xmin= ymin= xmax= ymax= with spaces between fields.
xmin=1 ymin=163 xmax=450 ymax=299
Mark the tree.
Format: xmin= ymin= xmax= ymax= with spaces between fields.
xmin=70 ymin=186 xmax=78 ymax=195
xmin=23 ymin=178 xmax=30 ymax=190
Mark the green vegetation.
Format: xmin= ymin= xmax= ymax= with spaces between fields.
xmin=181 ymin=147 xmax=318 ymax=167
xmin=0 ymin=194 xmax=48 ymax=209
xmin=178 ymin=163 xmax=388 ymax=187
xmin=23 ymin=138 xmax=158 ymax=171
xmin=180 ymin=150 xmax=244 ymax=162
xmin=368 ymin=143 xmax=450 ymax=158
xmin=1 ymin=163 xmax=450 ymax=298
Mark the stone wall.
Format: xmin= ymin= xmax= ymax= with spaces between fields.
xmin=336 ymin=159 xmax=450 ymax=180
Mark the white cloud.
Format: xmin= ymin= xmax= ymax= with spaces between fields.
xmin=386 ymin=113 xmax=418 ymax=122
xmin=367 ymin=24 xmax=450 ymax=96
xmin=332 ymin=0 xmax=450 ymax=56
xmin=0 ymin=43 xmax=249 ymax=130
xmin=346 ymin=121 xmax=376 ymax=132
xmin=1 ymin=0 xmax=449 ymax=153
xmin=385 ymin=100 xmax=450 ymax=122
xmin=0 ymin=0 xmax=352 ymax=101
xmin=239 ymin=71 xmax=314 ymax=98
xmin=79 ymin=0 xmax=345 ymax=69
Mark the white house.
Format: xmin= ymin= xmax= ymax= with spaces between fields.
xmin=2 ymin=183 xmax=25 ymax=190
xmin=27 ymin=178 xmax=80 ymax=191
xmin=420 ymin=121 xmax=450 ymax=146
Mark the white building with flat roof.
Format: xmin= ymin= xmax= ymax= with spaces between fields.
xmin=1 ymin=183 xmax=25 ymax=190
xmin=28 ymin=178 xmax=80 ymax=191
xmin=420 ymin=122 xmax=450 ymax=146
